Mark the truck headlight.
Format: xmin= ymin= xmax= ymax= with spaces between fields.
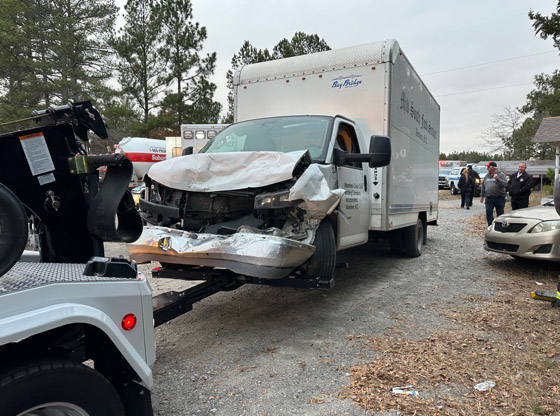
xmin=530 ymin=220 xmax=560 ymax=233
xmin=254 ymin=189 xmax=301 ymax=209
xmin=475 ymin=178 xmax=480 ymax=184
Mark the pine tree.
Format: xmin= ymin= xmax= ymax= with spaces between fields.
xmin=156 ymin=0 xmax=218 ymax=125
xmin=112 ymin=0 xmax=167 ymax=123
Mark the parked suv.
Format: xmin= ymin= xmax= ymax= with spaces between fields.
xmin=439 ymin=168 xmax=453 ymax=190
xmin=444 ymin=167 xmax=462 ymax=195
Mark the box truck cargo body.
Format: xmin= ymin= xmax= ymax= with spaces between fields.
xmin=134 ymin=39 xmax=439 ymax=281
xmin=233 ymin=39 xmax=440 ymax=232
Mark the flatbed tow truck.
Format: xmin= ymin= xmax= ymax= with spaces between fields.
xmin=0 ymin=102 xmax=332 ymax=415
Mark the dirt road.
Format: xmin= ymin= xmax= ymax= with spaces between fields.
xmin=107 ymin=195 xmax=560 ymax=415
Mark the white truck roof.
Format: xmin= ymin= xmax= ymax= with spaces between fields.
xmin=235 ymin=39 xmax=400 ymax=85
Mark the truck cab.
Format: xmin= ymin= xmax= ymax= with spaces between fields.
xmin=134 ymin=114 xmax=390 ymax=280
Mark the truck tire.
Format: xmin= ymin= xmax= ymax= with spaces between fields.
xmin=0 ymin=359 xmax=125 ymax=416
xmin=304 ymin=220 xmax=336 ymax=279
xmin=0 ymin=183 xmax=28 ymax=277
xmin=388 ymin=229 xmax=404 ymax=255
xmin=403 ymin=218 xmax=423 ymax=257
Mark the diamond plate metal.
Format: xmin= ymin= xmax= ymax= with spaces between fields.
xmin=0 ymin=262 xmax=133 ymax=295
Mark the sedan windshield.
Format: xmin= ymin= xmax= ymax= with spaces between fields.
xmin=199 ymin=116 xmax=332 ymax=158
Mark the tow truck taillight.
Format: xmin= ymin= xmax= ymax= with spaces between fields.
xmin=122 ymin=314 xmax=137 ymax=330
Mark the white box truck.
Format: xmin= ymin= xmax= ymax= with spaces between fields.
xmin=233 ymin=38 xmax=439 ymax=235
xmin=133 ymin=39 xmax=439 ymax=281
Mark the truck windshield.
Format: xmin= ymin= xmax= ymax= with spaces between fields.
xmin=199 ymin=116 xmax=332 ymax=158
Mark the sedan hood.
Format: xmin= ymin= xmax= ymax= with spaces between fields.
xmin=148 ymin=150 xmax=309 ymax=192
xmin=499 ymin=205 xmax=559 ymax=221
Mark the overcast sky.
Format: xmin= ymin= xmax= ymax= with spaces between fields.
xmin=122 ymin=0 xmax=560 ymax=154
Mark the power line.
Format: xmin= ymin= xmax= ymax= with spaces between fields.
xmin=422 ymin=51 xmax=557 ymax=76
xmin=436 ymin=82 xmax=534 ymax=98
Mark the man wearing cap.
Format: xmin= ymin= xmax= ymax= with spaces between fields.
xmin=480 ymin=162 xmax=508 ymax=226
xmin=507 ymin=162 xmax=532 ymax=210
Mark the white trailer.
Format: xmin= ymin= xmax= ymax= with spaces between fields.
xmin=114 ymin=137 xmax=166 ymax=187
xmin=233 ymin=39 xmax=439 ymax=241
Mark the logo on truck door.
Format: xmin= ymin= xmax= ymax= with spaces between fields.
xmin=331 ymin=75 xmax=362 ymax=89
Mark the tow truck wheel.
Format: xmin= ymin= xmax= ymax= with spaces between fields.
xmin=0 ymin=183 xmax=28 ymax=277
xmin=403 ymin=218 xmax=423 ymax=257
xmin=0 ymin=360 xmax=125 ymax=416
xmin=304 ymin=220 xmax=336 ymax=279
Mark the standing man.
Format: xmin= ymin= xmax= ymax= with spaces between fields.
xmin=468 ymin=164 xmax=481 ymax=196
xmin=480 ymin=161 xmax=508 ymax=226
xmin=507 ymin=162 xmax=532 ymax=210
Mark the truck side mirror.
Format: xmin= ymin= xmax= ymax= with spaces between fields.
xmin=182 ymin=146 xmax=194 ymax=156
xmin=333 ymin=135 xmax=391 ymax=168
xmin=368 ymin=135 xmax=391 ymax=168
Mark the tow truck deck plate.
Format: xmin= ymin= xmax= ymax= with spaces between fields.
xmin=0 ymin=262 xmax=135 ymax=295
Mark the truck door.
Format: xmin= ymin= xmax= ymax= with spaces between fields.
xmin=332 ymin=121 xmax=371 ymax=249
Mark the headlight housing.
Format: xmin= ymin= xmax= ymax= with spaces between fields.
xmin=530 ymin=220 xmax=560 ymax=233
xmin=254 ymin=189 xmax=302 ymax=209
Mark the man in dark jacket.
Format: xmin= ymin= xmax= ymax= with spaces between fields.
xmin=467 ymin=165 xmax=481 ymax=196
xmin=507 ymin=162 xmax=532 ymax=210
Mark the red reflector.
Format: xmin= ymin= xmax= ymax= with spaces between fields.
xmin=122 ymin=314 xmax=137 ymax=330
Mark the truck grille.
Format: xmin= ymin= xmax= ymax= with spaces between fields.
xmin=486 ymin=241 xmax=519 ymax=252
xmin=494 ymin=222 xmax=527 ymax=233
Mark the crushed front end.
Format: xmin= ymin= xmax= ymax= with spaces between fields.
xmin=129 ymin=116 xmax=344 ymax=278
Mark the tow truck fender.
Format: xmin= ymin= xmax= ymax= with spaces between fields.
xmin=0 ymin=302 xmax=154 ymax=388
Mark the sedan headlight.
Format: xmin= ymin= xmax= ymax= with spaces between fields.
xmin=530 ymin=220 xmax=560 ymax=233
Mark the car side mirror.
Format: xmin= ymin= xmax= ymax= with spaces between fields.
xmin=333 ymin=135 xmax=391 ymax=168
xmin=182 ymin=146 xmax=193 ymax=156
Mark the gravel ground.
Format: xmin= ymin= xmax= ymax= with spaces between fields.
xmin=106 ymin=196 xmax=509 ymax=415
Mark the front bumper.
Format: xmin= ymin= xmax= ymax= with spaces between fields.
xmin=438 ymin=177 xmax=449 ymax=189
xmin=484 ymin=218 xmax=560 ymax=261
xmin=127 ymin=226 xmax=316 ymax=279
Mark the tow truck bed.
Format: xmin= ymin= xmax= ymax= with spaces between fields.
xmin=0 ymin=259 xmax=155 ymax=416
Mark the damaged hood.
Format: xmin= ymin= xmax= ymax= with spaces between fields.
xmin=148 ymin=150 xmax=309 ymax=192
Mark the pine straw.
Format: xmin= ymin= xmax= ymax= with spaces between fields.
xmin=341 ymin=291 xmax=560 ymax=414
xmin=341 ymin=193 xmax=560 ymax=415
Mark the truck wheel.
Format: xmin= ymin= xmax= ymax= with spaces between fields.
xmin=0 ymin=360 xmax=125 ymax=416
xmin=450 ymin=183 xmax=458 ymax=195
xmin=403 ymin=218 xmax=423 ymax=257
xmin=388 ymin=229 xmax=404 ymax=255
xmin=304 ymin=220 xmax=336 ymax=279
xmin=0 ymin=183 xmax=28 ymax=277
